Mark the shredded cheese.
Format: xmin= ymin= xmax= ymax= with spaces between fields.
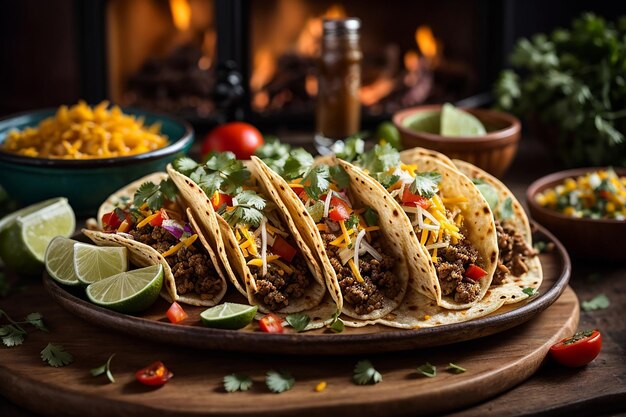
xmin=339 ymin=220 xmax=352 ymax=246
xmin=317 ymin=223 xmax=329 ymax=232
xmin=260 ymin=218 xmax=268 ymax=277
xmin=117 ymin=220 xmax=130 ymax=233
xmin=348 ymin=259 xmax=365 ymax=283
xmin=239 ymin=227 xmax=257 ymax=255
xmin=161 ymin=241 xmax=184 ymax=257
xmin=136 ymin=211 xmax=159 ymax=229
xmin=442 ymin=196 xmax=468 ymax=205
xmin=247 ymin=255 xmax=279 ymax=267
xmin=182 ymin=234 xmax=198 ymax=247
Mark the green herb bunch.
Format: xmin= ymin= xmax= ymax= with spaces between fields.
xmin=495 ymin=13 xmax=626 ymax=167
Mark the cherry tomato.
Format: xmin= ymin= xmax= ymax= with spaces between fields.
xmin=149 ymin=209 xmax=167 ymax=227
xmin=550 ymin=329 xmax=602 ymax=367
xmin=102 ymin=211 xmax=122 ymax=231
xmin=401 ymin=188 xmax=431 ymax=209
xmin=258 ymin=313 xmax=283 ymax=333
xmin=201 ymin=122 xmax=264 ymax=160
xmin=272 ymin=235 xmax=298 ymax=262
xmin=328 ymin=197 xmax=350 ymax=221
xmin=135 ymin=361 xmax=173 ymax=386
xmin=211 ymin=192 xmax=233 ymax=210
xmin=465 ymin=264 xmax=487 ymax=280
xmin=166 ymin=302 xmax=188 ymax=324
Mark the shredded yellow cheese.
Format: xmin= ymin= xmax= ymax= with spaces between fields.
xmin=348 ymin=259 xmax=365 ymax=283
xmin=161 ymin=241 xmax=184 ymax=257
xmin=340 ymin=220 xmax=352 ymax=246
xmin=442 ymin=196 xmax=468 ymax=204
xmin=117 ymin=220 xmax=130 ymax=233
xmin=136 ymin=211 xmax=159 ymax=229
xmin=247 ymin=255 xmax=280 ymax=267
xmin=239 ymin=227 xmax=257 ymax=255
xmin=363 ymin=226 xmax=380 ymax=232
xmin=315 ymin=381 xmax=327 ymax=392
xmin=182 ymin=234 xmax=198 ymax=247
xmin=317 ymin=223 xmax=329 ymax=232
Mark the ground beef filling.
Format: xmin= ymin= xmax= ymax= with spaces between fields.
xmin=493 ymin=220 xmax=538 ymax=285
xmin=130 ymin=225 xmax=223 ymax=299
xmin=253 ymin=253 xmax=311 ymax=311
xmin=322 ymin=232 xmax=399 ymax=316
xmin=435 ymin=238 xmax=482 ymax=304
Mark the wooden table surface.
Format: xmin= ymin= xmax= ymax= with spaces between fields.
xmin=1 ymin=137 xmax=625 ymax=416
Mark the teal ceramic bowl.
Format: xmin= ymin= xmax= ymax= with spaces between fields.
xmin=0 ymin=108 xmax=193 ymax=217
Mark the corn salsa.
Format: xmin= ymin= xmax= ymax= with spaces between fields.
xmin=535 ymin=169 xmax=626 ymax=220
xmin=1 ymin=101 xmax=168 ymax=159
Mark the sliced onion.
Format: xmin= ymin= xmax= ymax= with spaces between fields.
xmin=162 ymin=219 xmax=185 ymax=240
xmin=323 ymin=191 xmax=333 ymax=218
xmin=421 ymin=209 xmax=440 ymax=227
xmin=425 ymin=242 xmax=449 ymax=250
xmin=338 ymin=246 xmax=353 ymax=265
xmin=353 ymin=229 xmax=367 ymax=268
xmin=260 ymin=217 xmax=267 ymax=277
xmin=360 ymin=239 xmax=383 ymax=261
xmin=421 ymin=223 xmax=440 ymax=231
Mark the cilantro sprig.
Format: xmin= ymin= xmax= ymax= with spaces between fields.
xmin=410 ymin=172 xmax=442 ymax=199
xmin=219 ymin=190 xmax=266 ymax=227
xmin=285 ymin=313 xmax=310 ymax=332
xmin=254 ymin=136 xmax=292 ymax=174
xmin=224 ymin=373 xmax=253 ymax=392
xmin=0 ymin=310 xmax=47 ymax=347
xmin=173 ymin=153 xmax=251 ymax=198
xmin=133 ymin=179 xmax=178 ymax=211
xmin=416 ymin=362 xmax=437 ymax=378
xmin=90 ymin=354 xmax=116 ymax=383
xmin=41 ymin=343 xmax=74 ymax=367
xmin=266 ymin=370 xmax=295 ymax=393
xmin=353 ymin=360 xmax=382 ymax=385
xmin=328 ymin=310 xmax=344 ymax=333
xmin=356 ymin=142 xmax=400 ymax=174
xmin=446 ymin=363 xmax=466 ymax=374
xmin=581 ymin=294 xmax=610 ymax=312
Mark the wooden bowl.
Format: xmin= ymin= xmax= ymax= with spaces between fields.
xmin=393 ymin=105 xmax=521 ymax=178
xmin=527 ymin=167 xmax=626 ymax=261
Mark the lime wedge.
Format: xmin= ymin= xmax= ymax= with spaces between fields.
xmin=45 ymin=236 xmax=81 ymax=286
xmin=86 ymin=264 xmax=163 ymax=313
xmin=440 ymin=103 xmax=486 ymax=137
xmin=200 ymin=303 xmax=259 ymax=329
xmin=403 ymin=110 xmax=441 ymax=134
xmin=74 ymin=243 xmax=128 ymax=284
xmin=0 ymin=197 xmax=75 ymax=275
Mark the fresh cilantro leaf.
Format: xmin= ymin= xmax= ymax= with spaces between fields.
xmin=221 ymin=190 xmax=266 ymax=227
xmin=328 ymin=310 xmax=344 ymax=333
xmin=364 ymin=207 xmax=379 ymax=226
xmin=191 ymin=170 xmax=223 ymax=198
xmin=204 ymin=152 xmax=239 ymax=173
xmin=41 ymin=343 xmax=74 ymax=367
xmin=173 ymin=156 xmax=199 ymax=175
xmin=285 ymin=313 xmax=310 ymax=332
xmin=499 ymin=197 xmax=513 ymax=220
xmin=24 ymin=312 xmax=47 ymax=332
xmin=303 ymin=165 xmax=330 ymax=200
xmin=307 ymin=201 xmax=325 ymax=223
xmin=446 ymin=363 xmax=466 ymax=374
xmin=90 ymin=354 xmax=116 ymax=383
xmin=416 ymin=362 xmax=437 ymax=378
xmin=224 ymin=373 xmax=253 ymax=392
xmin=329 ymin=165 xmax=350 ymax=189
xmin=376 ymin=172 xmax=400 ymax=189
xmin=255 ymin=136 xmax=291 ymax=175
xmin=345 ymin=214 xmax=359 ymax=230
xmin=581 ymin=294 xmax=610 ymax=312
xmin=236 ymin=190 xmax=266 ymax=210
xmin=357 ymin=142 xmax=400 ymax=175
xmin=472 ymin=179 xmax=499 ymax=211
xmin=353 ymin=360 xmax=382 ymax=385
xmin=333 ymin=136 xmax=365 ymax=162
xmin=159 ymin=178 xmax=178 ymax=202
xmin=410 ymin=172 xmax=441 ymax=199
xmin=266 ymin=370 xmax=295 ymax=393
xmin=134 ymin=182 xmax=161 ymax=210
xmin=0 ymin=325 xmax=25 ymax=347
xmin=522 ymin=288 xmax=536 ymax=296
xmin=283 ymin=148 xmax=315 ymax=180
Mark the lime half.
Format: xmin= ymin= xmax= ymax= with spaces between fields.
xmin=86 ymin=264 xmax=163 ymax=313
xmin=200 ymin=303 xmax=258 ymax=329
xmin=0 ymin=197 xmax=75 ymax=275
xmin=74 ymin=243 xmax=128 ymax=284
xmin=440 ymin=103 xmax=486 ymax=137
xmin=45 ymin=236 xmax=81 ymax=286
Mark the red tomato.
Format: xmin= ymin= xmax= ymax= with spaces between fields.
xmin=328 ymin=197 xmax=350 ymax=221
xmin=465 ymin=264 xmax=487 ymax=280
xmin=550 ymin=330 xmax=602 ymax=367
xmin=201 ymin=122 xmax=264 ymax=160
xmin=149 ymin=209 xmax=166 ymax=227
xmin=102 ymin=211 xmax=122 ymax=231
xmin=135 ymin=361 xmax=173 ymax=386
xmin=259 ymin=314 xmax=283 ymax=333
xmin=166 ymin=302 xmax=188 ymax=324
xmin=272 ymin=235 xmax=298 ymax=262
xmin=401 ymin=188 xmax=431 ymax=209
xmin=211 ymin=192 xmax=233 ymax=210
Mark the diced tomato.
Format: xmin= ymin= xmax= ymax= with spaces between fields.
xmin=465 ymin=264 xmax=487 ymax=281
xmin=258 ymin=314 xmax=283 ymax=333
xmin=102 ymin=211 xmax=122 ymax=231
xmin=166 ymin=302 xmax=188 ymax=324
xmin=328 ymin=197 xmax=350 ymax=221
xmin=135 ymin=361 xmax=173 ymax=386
xmin=272 ymin=235 xmax=298 ymax=262
xmin=211 ymin=192 xmax=232 ymax=210
xmin=550 ymin=329 xmax=602 ymax=367
xmin=401 ymin=188 xmax=431 ymax=209
xmin=149 ymin=209 xmax=167 ymax=227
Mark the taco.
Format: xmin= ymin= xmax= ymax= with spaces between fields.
xmin=251 ymin=153 xmax=410 ymax=321
xmin=165 ymin=154 xmax=334 ymax=318
xmin=85 ymin=172 xmax=228 ymax=306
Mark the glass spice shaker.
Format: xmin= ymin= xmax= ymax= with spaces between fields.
xmin=315 ymin=18 xmax=362 ymax=147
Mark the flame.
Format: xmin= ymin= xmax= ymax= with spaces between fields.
xmin=305 ymin=74 xmax=318 ymax=96
xmin=251 ymin=48 xmax=276 ymax=92
xmin=296 ymin=5 xmax=345 ymax=56
xmin=359 ymin=78 xmax=395 ymax=107
xmin=169 ymin=0 xmax=192 ymax=31
xmin=416 ymin=26 xmax=438 ymax=59
xmin=325 ymin=4 xmax=347 ymax=19
xmin=404 ymin=50 xmax=420 ymax=73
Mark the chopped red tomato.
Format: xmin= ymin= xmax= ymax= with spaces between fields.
xmin=211 ymin=192 xmax=232 ymax=210
xmin=465 ymin=264 xmax=487 ymax=280
xmin=166 ymin=302 xmax=188 ymax=324
xmin=135 ymin=361 xmax=173 ymax=386
xmin=328 ymin=197 xmax=350 ymax=221
xmin=102 ymin=211 xmax=122 ymax=231
xmin=401 ymin=188 xmax=431 ymax=209
xmin=550 ymin=329 xmax=602 ymax=367
xmin=149 ymin=209 xmax=167 ymax=227
xmin=272 ymin=235 xmax=298 ymax=262
xmin=259 ymin=314 xmax=283 ymax=333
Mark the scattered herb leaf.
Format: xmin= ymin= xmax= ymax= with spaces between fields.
xmin=283 ymin=148 xmax=315 ymax=180
xmin=364 ymin=207 xmax=379 ymax=226
xmin=416 ymin=362 xmax=437 ymax=378
xmin=90 ymin=354 xmax=116 ymax=383
xmin=24 ymin=313 xmax=47 ymax=332
xmin=302 ymin=165 xmax=330 ymax=201
xmin=329 ymin=165 xmax=350 ymax=190
xmin=333 ymin=136 xmax=365 ymax=162
xmin=306 ymin=201 xmax=325 ymax=223
xmin=0 ymin=325 xmax=25 ymax=347
xmin=533 ymin=241 xmax=547 ymax=253
xmin=357 ymin=142 xmax=400 ymax=175
xmin=581 ymin=294 xmax=610 ymax=312
xmin=224 ymin=373 xmax=253 ymax=392
xmin=376 ymin=172 xmax=400 ymax=189
xmin=522 ymin=288 xmax=536 ymax=296
xmin=219 ymin=190 xmax=266 ymax=227
xmin=133 ymin=179 xmax=177 ymax=211
xmin=41 ymin=343 xmax=74 ymax=367
xmin=410 ymin=172 xmax=442 ymax=199
xmin=345 ymin=214 xmax=359 ymax=230
xmin=254 ymin=136 xmax=292 ymax=174
xmin=446 ymin=363 xmax=466 ymax=374
xmin=353 ymin=360 xmax=382 ymax=385
xmin=285 ymin=313 xmax=310 ymax=332
xmin=328 ymin=310 xmax=344 ymax=333
xmin=266 ymin=370 xmax=295 ymax=393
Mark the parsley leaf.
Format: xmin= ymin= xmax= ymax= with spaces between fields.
xmin=345 ymin=214 xmax=359 ymax=230
xmin=303 ymin=165 xmax=330 ymax=200
xmin=522 ymin=288 xmax=536 ymax=296
xmin=173 ymin=156 xmax=199 ymax=175
xmin=364 ymin=207 xmax=379 ymax=226
xmin=498 ymin=197 xmax=513 ymax=220
xmin=266 ymin=370 xmax=295 ymax=393
xmin=446 ymin=363 xmax=466 ymax=374
xmin=220 ymin=190 xmax=266 ymax=228
xmin=283 ymin=148 xmax=315 ymax=180
xmin=357 ymin=142 xmax=400 ymax=175
xmin=410 ymin=172 xmax=441 ymax=199
xmin=90 ymin=354 xmax=116 ymax=383
xmin=0 ymin=325 xmax=26 ymax=347
xmin=175 ymin=152 xmax=250 ymax=198
xmin=333 ymin=136 xmax=365 ymax=162
xmin=330 ymin=165 xmax=350 ymax=189
xmin=328 ymin=310 xmax=344 ymax=333
xmin=353 ymin=360 xmax=382 ymax=385
xmin=133 ymin=179 xmax=178 ymax=211
xmin=254 ymin=136 xmax=292 ymax=175
xmin=416 ymin=362 xmax=437 ymax=378
xmin=24 ymin=312 xmax=47 ymax=332
xmin=41 ymin=343 xmax=74 ymax=367
xmin=376 ymin=172 xmax=400 ymax=189
xmin=224 ymin=373 xmax=253 ymax=392
xmin=581 ymin=294 xmax=610 ymax=312
xmin=285 ymin=313 xmax=310 ymax=332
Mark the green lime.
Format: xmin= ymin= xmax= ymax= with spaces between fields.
xmin=200 ymin=302 xmax=259 ymax=329
xmin=0 ymin=197 xmax=75 ymax=276
xmin=86 ymin=264 xmax=163 ymax=313
xmin=74 ymin=243 xmax=128 ymax=284
xmin=440 ymin=103 xmax=486 ymax=137
xmin=403 ymin=110 xmax=441 ymax=134
xmin=375 ymin=121 xmax=402 ymax=150
xmin=45 ymin=236 xmax=81 ymax=286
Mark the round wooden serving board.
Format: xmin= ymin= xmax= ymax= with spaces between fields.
xmin=0 ymin=283 xmax=579 ymax=417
